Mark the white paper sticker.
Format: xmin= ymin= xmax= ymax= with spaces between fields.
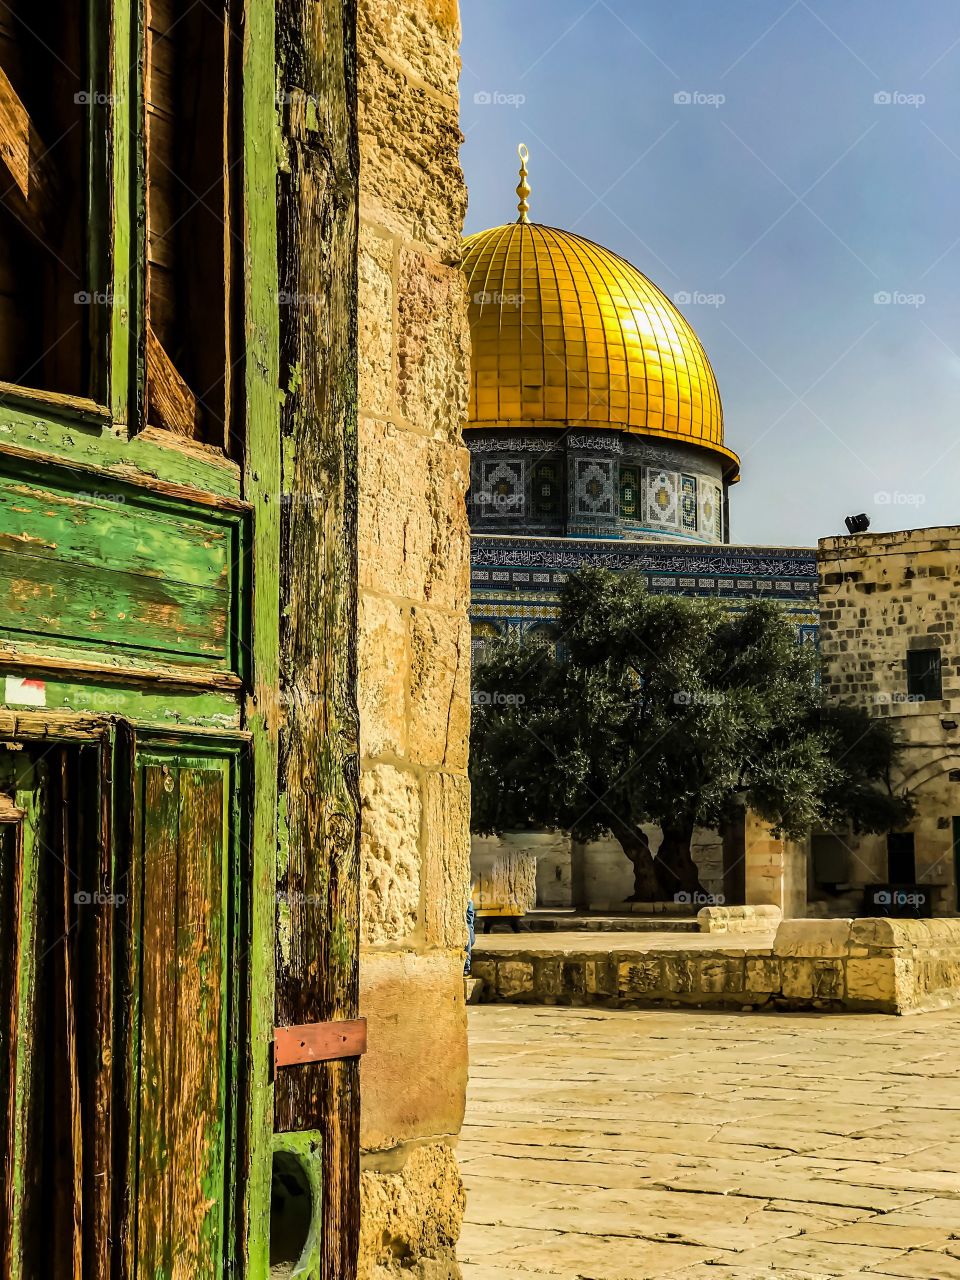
xmin=4 ymin=676 xmax=46 ymax=707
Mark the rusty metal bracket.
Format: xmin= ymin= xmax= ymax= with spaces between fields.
xmin=274 ymin=1017 xmax=368 ymax=1068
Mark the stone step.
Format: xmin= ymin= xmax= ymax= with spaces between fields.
xmin=518 ymin=912 xmax=699 ymax=934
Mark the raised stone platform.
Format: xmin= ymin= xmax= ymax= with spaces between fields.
xmin=471 ymin=917 xmax=960 ymax=1015
xmin=520 ymin=910 xmax=698 ymax=934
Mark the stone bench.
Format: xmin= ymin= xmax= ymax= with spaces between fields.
xmin=470 ymin=917 xmax=960 ymax=1014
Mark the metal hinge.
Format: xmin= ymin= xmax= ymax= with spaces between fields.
xmin=274 ymin=1017 xmax=367 ymax=1069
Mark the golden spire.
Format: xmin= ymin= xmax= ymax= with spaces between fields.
xmin=516 ymin=143 xmax=531 ymax=224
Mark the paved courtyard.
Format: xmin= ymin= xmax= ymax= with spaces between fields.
xmin=458 ymin=1004 xmax=960 ymax=1279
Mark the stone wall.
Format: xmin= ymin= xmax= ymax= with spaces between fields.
xmin=471 ymin=918 xmax=960 ymax=1014
xmin=356 ymin=1 xmax=470 ymax=1276
xmin=817 ymin=528 xmax=960 ymax=916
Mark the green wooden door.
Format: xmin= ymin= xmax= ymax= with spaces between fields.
xmin=129 ymin=748 xmax=239 ymax=1279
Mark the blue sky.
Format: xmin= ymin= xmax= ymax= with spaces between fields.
xmin=459 ymin=0 xmax=960 ymax=547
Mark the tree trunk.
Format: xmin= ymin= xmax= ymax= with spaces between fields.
xmin=654 ymin=821 xmax=704 ymax=901
xmin=613 ymin=826 xmax=661 ymax=902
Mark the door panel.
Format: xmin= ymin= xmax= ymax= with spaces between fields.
xmin=131 ymin=752 xmax=236 ymax=1280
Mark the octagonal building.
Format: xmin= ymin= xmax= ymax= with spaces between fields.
xmin=466 ymin=149 xmax=818 ymax=656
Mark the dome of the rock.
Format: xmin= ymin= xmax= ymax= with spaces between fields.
xmin=462 ymin=220 xmax=739 ymax=481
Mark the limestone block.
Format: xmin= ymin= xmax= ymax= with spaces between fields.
xmin=698 ymin=905 xmax=782 ymax=934
xmin=397 ymin=249 xmax=470 ymax=443
xmin=561 ymin=960 xmax=587 ymax=996
xmin=408 ymin=607 xmax=471 ymax=770
xmin=780 ymin=958 xmax=815 ymax=998
xmin=661 ymin=955 xmax=696 ymax=995
xmin=422 ymin=772 xmax=471 ymax=948
xmin=358 ymin=419 xmax=470 ymax=611
xmin=361 ymin=765 xmax=422 ymax=945
xmin=360 ymin=951 xmax=467 ymax=1151
xmin=469 ymin=959 xmax=495 ymax=989
xmin=535 ymin=959 xmax=562 ymax=997
xmin=745 ymin=957 xmax=781 ymax=993
xmin=359 ymin=45 xmax=466 ymax=255
xmin=359 ymin=1141 xmax=465 ymax=1280
xmin=618 ymin=958 xmax=662 ymax=996
xmin=698 ymin=957 xmax=744 ymax=994
xmin=810 ymin=959 xmax=844 ymax=999
xmin=359 ymin=592 xmax=407 ymax=759
xmin=359 ymin=0 xmax=462 ymax=100
xmin=586 ymin=958 xmax=618 ymax=996
xmin=845 ymin=955 xmax=900 ymax=1007
xmin=497 ymin=961 xmax=534 ymax=998
xmin=359 ymin=225 xmax=394 ymax=419
xmin=853 ymin=917 xmax=960 ymax=951
xmin=774 ymin=918 xmax=853 ymax=958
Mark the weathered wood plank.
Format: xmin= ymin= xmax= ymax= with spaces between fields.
xmin=0 ymin=549 xmax=230 ymax=662
xmin=135 ymin=760 xmax=228 ymax=1278
xmin=238 ymin=0 xmax=282 ymax=1260
xmin=146 ymin=324 xmax=200 ymax=438
xmin=273 ymin=1 xmax=361 ymax=1277
xmin=0 ymin=475 xmax=231 ymax=585
xmin=57 ymin=752 xmax=83 ymax=1280
xmin=0 ymin=799 xmax=23 ymax=1276
xmin=0 ymin=63 xmax=59 ymax=237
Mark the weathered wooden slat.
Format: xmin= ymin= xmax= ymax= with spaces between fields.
xmin=274 ymin=1019 xmax=367 ymax=1068
xmin=0 ymin=383 xmax=109 ymax=421
xmin=0 ymin=651 xmax=243 ymax=696
xmin=146 ymin=324 xmax=200 ymax=438
xmin=0 ymin=63 xmax=59 ymax=237
xmin=57 ymin=752 xmax=83 ymax=1280
xmin=0 ymin=476 xmax=231 ymax=586
xmin=89 ymin=741 xmax=113 ymax=1280
xmin=273 ymin=3 xmax=361 ymax=1279
xmin=0 ymin=548 xmax=230 ymax=663
xmin=0 ymin=801 xmax=23 ymax=1276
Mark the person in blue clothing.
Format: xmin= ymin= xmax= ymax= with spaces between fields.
xmin=464 ymin=881 xmax=476 ymax=976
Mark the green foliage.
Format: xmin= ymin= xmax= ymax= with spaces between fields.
xmin=470 ymin=568 xmax=911 ymax=866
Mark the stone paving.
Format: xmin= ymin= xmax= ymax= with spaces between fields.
xmin=458 ymin=1004 xmax=960 ymax=1279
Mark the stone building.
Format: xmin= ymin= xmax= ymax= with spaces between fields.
xmin=464 ymin=156 xmax=819 ymax=655
xmin=464 ymin=155 xmax=817 ymax=913
xmin=816 ymin=526 xmax=960 ymax=918
xmin=356 ymin=0 xmax=471 ymax=1275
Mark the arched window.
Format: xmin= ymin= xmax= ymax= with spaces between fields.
xmin=531 ymin=458 xmax=564 ymax=521
xmin=619 ymin=465 xmax=641 ymax=519
xmin=471 ymin=621 xmax=502 ymax=664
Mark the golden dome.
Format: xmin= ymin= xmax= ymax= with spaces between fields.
xmin=462 ymin=221 xmax=739 ymax=480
